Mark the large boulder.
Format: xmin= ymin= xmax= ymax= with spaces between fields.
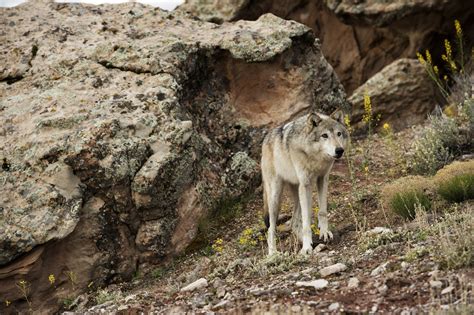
xmin=349 ymin=58 xmax=437 ymax=133
xmin=0 ymin=1 xmax=347 ymax=312
xmin=180 ymin=0 xmax=474 ymax=94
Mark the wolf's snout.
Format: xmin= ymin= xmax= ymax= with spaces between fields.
xmin=335 ymin=147 xmax=344 ymax=158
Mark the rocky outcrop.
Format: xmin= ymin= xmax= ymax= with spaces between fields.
xmin=180 ymin=0 xmax=474 ymax=94
xmin=350 ymin=58 xmax=437 ymax=133
xmin=0 ymin=1 xmax=346 ymax=312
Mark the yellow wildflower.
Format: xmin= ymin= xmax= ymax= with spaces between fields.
xmin=454 ymin=19 xmax=462 ymax=37
xmin=425 ymin=50 xmax=432 ymax=64
xmin=48 ymin=274 xmax=55 ymax=285
xmin=363 ymin=92 xmax=372 ymax=124
xmin=311 ymin=224 xmax=320 ymax=235
xmin=212 ymin=238 xmax=224 ymax=253
xmin=450 ymin=61 xmax=457 ymax=71
xmin=433 ymin=65 xmax=439 ymax=75
xmin=444 ymin=39 xmax=452 ymax=58
xmin=383 ymin=123 xmax=390 ymax=131
xmin=443 ymin=75 xmax=448 ymax=81
xmin=364 ymin=166 xmax=369 ymax=173
xmin=416 ymin=52 xmax=425 ymax=65
xmin=5 ymin=300 xmax=11 ymax=307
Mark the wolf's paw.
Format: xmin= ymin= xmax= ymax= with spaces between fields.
xmin=319 ymin=229 xmax=333 ymax=242
xmin=299 ymin=247 xmax=312 ymax=256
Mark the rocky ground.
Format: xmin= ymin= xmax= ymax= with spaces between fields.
xmin=60 ymin=126 xmax=473 ymax=314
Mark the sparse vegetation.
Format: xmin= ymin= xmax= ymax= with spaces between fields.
xmin=430 ymin=206 xmax=474 ymax=270
xmin=381 ymin=176 xmax=433 ymax=220
xmin=94 ymin=288 xmax=122 ymax=305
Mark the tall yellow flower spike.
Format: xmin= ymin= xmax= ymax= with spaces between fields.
xmin=433 ymin=65 xmax=439 ymax=75
xmin=363 ymin=92 xmax=372 ymax=124
xmin=425 ymin=50 xmax=432 ymax=64
xmin=454 ymin=19 xmax=462 ymax=37
xmin=416 ymin=52 xmax=426 ymax=65
xmin=444 ymin=39 xmax=452 ymax=59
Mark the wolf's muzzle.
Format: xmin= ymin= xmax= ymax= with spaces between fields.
xmin=335 ymin=147 xmax=344 ymax=159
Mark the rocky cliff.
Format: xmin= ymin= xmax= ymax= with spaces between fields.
xmin=180 ymin=0 xmax=474 ymax=94
xmin=0 ymin=0 xmax=347 ymax=312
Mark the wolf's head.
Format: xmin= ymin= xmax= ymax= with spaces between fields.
xmin=305 ymin=110 xmax=349 ymax=159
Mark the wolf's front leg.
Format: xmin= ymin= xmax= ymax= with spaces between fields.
xmin=317 ymin=175 xmax=333 ymax=242
xmin=267 ymin=180 xmax=282 ymax=256
xmin=298 ymin=183 xmax=313 ymax=255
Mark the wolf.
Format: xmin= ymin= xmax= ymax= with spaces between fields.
xmin=261 ymin=110 xmax=349 ymax=255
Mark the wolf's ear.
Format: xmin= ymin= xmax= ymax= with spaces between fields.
xmin=306 ymin=113 xmax=322 ymax=130
xmin=330 ymin=110 xmax=345 ymax=124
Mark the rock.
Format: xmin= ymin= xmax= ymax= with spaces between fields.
xmin=213 ymin=300 xmax=229 ymax=310
xmin=347 ymin=277 xmax=360 ymax=289
xmin=350 ymin=58 xmax=437 ymax=133
xmin=314 ymin=244 xmax=327 ymax=253
xmin=0 ymin=1 xmax=347 ymax=313
xmin=377 ymin=284 xmax=388 ymax=295
xmin=181 ymin=278 xmax=208 ymax=292
xmin=328 ymin=302 xmax=340 ymax=312
xmin=430 ymin=280 xmax=443 ymax=289
xmin=180 ymin=0 xmax=474 ymax=94
xmin=366 ymin=227 xmax=393 ymax=235
xmin=296 ymin=279 xmax=329 ymax=290
xmin=371 ymin=262 xmax=390 ymax=276
xmin=401 ymin=262 xmax=409 ymax=270
xmin=320 ymin=263 xmax=347 ymax=277
xmin=441 ymin=286 xmax=454 ymax=295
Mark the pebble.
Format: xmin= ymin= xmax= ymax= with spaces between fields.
xmin=328 ymin=302 xmax=340 ymax=311
xmin=212 ymin=300 xmax=229 ymax=310
xmin=320 ymin=263 xmax=347 ymax=277
xmin=429 ymin=280 xmax=443 ymax=289
xmin=314 ymin=243 xmax=327 ymax=252
xmin=366 ymin=227 xmax=393 ymax=234
xmin=296 ymin=279 xmax=329 ymax=290
xmin=371 ymin=262 xmax=389 ymax=276
xmin=377 ymin=284 xmax=388 ymax=295
xmin=180 ymin=278 xmax=208 ymax=292
xmin=441 ymin=286 xmax=454 ymax=295
xmin=348 ymin=277 xmax=360 ymax=289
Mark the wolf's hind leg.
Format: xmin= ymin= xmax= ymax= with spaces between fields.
xmin=289 ymin=184 xmax=303 ymax=242
xmin=267 ymin=178 xmax=282 ymax=256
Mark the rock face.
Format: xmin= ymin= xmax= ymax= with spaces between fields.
xmin=349 ymin=58 xmax=437 ymax=133
xmin=0 ymin=1 xmax=346 ymax=312
xmin=180 ymin=0 xmax=474 ymax=94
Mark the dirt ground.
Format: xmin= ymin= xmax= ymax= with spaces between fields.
xmin=73 ymin=126 xmax=473 ymax=314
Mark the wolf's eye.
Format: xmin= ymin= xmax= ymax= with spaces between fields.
xmin=337 ymin=132 xmax=342 ymax=137
xmin=321 ymin=133 xmax=328 ymax=139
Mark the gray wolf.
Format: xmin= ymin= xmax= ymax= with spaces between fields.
xmin=261 ymin=110 xmax=349 ymax=255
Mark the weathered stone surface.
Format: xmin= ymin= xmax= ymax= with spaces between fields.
xmin=320 ymin=263 xmax=348 ymax=277
xmin=350 ymin=58 xmax=437 ymax=133
xmin=0 ymin=1 xmax=346 ymax=313
xmin=296 ymin=279 xmax=329 ymax=290
xmin=180 ymin=0 xmax=474 ymax=95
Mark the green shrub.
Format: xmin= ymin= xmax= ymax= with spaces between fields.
xmin=381 ymin=176 xmax=433 ymax=220
xmin=434 ymin=160 xmax=474 ymax=202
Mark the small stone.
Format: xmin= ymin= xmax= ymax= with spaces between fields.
xmin=430 ymin=280 xmax=443 ymax=289
xmin=441 ymin=286 xmax=454 ymax=295
xmin=366 ymin=227 xmax=393 ymax=235
xmin=348 ymin=277 xmax=360 ymax=289
xmin=328 ymin=302 xmax=340 ymax=311
xmin=320 ymin=263 xmax=347 ymax=277
xmin=180 ymin=278 xmax=208 ymax=292
xmin=401 ymin=262 xmax=409 ymax=270
xmin=213 ymin=300 xmax=229 ymax=309
xmin=296 ymin=279 xmax=329 ymax=290
xmin=377 ymin=284 xmax=388 ymax=295
xmin=371 ymin=262 xmax=389 ymax=276
xmin=314 ymin=244 xmax=327 ymax=252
